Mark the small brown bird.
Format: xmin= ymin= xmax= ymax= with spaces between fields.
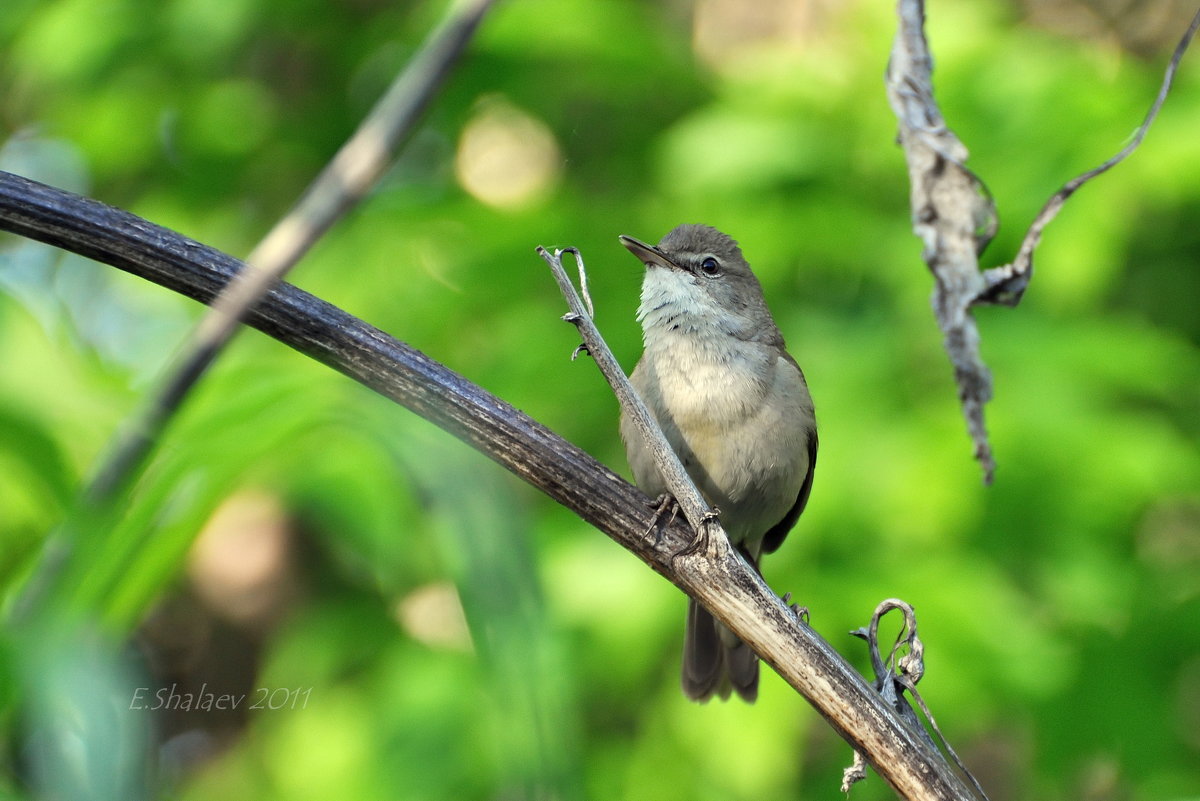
xmin=619 ymin=224 xmax=817 ymax=702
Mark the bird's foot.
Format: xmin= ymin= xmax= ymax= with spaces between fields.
xmin=673 ymin=506 xmax=721 ymax=559
xmin=641 ymin=493 xmax=680 ymax=547
xmin=782 ymin=591 xmax=810 ymax=624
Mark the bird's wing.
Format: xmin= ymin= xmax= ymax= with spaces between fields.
xmin=760 ymin=426 xmax=817 ymax=555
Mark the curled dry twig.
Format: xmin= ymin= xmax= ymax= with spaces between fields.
xmin=887 ymin=0 xmax=1200 ymax=484
xmin=849 ymin=600 xmax=989 ymax=801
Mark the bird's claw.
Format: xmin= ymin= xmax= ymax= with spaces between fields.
xmin=782 ymin=592 xmax=809 ymax=624
xmin=673 ymin=505 xmax=721 ymax=560
xmin=641 ymin=493 xmax=680 ymax=547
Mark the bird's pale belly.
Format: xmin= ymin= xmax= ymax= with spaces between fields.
xmin=669 ymin=412 xmax=806 ymax=547
xmin=653 ymin=356 xmax=809 ymax=547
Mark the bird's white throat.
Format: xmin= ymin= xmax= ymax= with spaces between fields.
xmin=636 ymin=267 xmax=773 ymax=424
xmin=637 ymin=267 xmax=718 ymax=332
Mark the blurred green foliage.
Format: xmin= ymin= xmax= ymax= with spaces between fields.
xmin=1 ymin=0 xmax=1199 ymax=799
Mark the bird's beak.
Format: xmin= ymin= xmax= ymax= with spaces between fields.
xmin=619 ymin=235 xmax=680 ymax=271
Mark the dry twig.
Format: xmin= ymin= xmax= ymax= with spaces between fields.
xmin=851 ymin=600 xmax=989 ymax=800
xmin=886 ymin=0 xmax=1200 ymax=483
xmin=538 ymin=246 xmax=723 ymax=553
xmin=981 ymin=8 xmax=1200 ymax=306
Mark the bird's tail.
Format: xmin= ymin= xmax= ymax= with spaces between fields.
xmin=681 ymin=598 xmax=758 ymax=702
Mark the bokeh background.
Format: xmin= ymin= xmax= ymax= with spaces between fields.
xmin=1 ymin=0 xmax=1198 ymax=799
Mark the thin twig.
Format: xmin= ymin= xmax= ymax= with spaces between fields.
xmin=574 ymin=250 xmax=595 ymax=319
xmin=537 ymin=246 xmax=719 ymax=545
xmin=979 ymin=6 xmax=1200 ymax=305
xmin=900 ymin=677 xmax=989 ymax=801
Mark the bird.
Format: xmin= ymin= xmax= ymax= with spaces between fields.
xmin=618 ymin=223 xmax=817 ymax=702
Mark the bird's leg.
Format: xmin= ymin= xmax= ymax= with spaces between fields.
xmin=641 ymin=493 xmax=680 ymax=547
xmin=782 ymin=591 xmax=810 ymax=625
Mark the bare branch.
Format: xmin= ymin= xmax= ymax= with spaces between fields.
xmin=886 ymin=0 xmax=1200 ymax=484
xmin=887 ymin=0 xmax=999 ymax=484
xmin=0 ymin=171 xmax=979 ymax=801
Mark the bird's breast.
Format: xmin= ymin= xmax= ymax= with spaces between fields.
xmin=642 ymin=330 xmax=770 ymax=429
xmin=631 ymin=333 xmax=813 ymax=544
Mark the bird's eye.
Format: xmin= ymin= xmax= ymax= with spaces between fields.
xmin=699 ymin=257 xmax=721 ymax=277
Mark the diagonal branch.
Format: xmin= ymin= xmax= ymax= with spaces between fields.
xmin=11 ymin=0 xmax=495 ymax=620
xmin=0 ymin=169 xmax=977 ymax=801
xmin=88 ymin=0 xmax=496 ymax=507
